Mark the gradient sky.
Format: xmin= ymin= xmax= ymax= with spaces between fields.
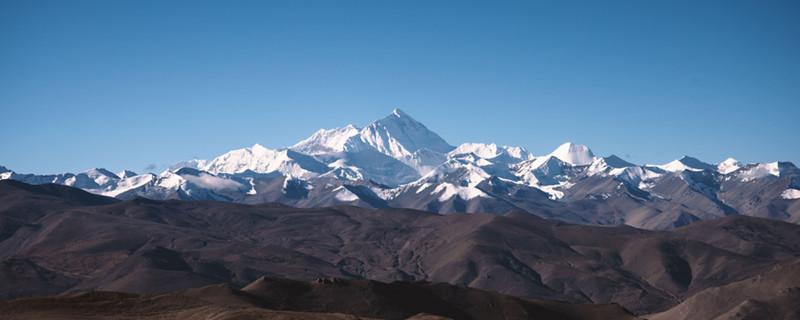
xmin=2 ymin=1 xmax=799 ymax=175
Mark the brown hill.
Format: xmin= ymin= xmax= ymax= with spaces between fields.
xmin=648 ymin=258 xmax=800 ymax=320
xmin=0 ymin=276 xmax=636 ymax=320
xmin=1 ymin=180 xmax=799 ymax=315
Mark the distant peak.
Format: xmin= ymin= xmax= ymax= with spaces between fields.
xmin=721 ymin=157 xmax=740 ymax=164
xmin=357 ymin=108 xmax=454 ymax=156
xmin=252 ymin=143 xmax=268 ymax=150
xmin=378 ymin=108 xmax=423 ymax=126
xmin=118 ymin=170 xmax=138 ymax=179
xmin=549 ymin=142 xmax=595 ymax=166
xmin=392 ymin=108 xmax=408 ymax=118
xmin=86 ymin=168 xmax=118 ymax=177
xmin=717 ymin=157 xmax=742 ymax=174
xmin=661 ymin=155 xmax=714 ymax=172
xmin=677 ymin=156 xmax=713 ymax=168
xmin=174 ymin=167 xmax=203 ymax=176
xmin=603 ymin=155 xmax=635 ymax=168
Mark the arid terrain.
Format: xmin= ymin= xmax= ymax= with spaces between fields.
xmin=1 ymin=179 xmax=799 ymax=318
xmin=0 ymin=276 xmax=639 ymax=320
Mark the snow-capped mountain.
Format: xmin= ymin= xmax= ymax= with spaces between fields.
xmin=549 ymin=142 xmax=596 ymax=166
xmin=346 ymin=108 xmax=455 ymax=158
xmin=448 ymin=143 xmax=534 ymax=163
xmin=3 ymin=109 xmax=799 ymax=230
xmin=291 ymin=124 xmax=361 ymax=155
xmin=659 ymin=155 xmax=716 ymax=172
xmin=200 ymin=144 xmax=330 ymax=179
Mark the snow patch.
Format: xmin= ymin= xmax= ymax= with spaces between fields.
xmin=780 ymin=189 xmax=800 ymax=200
xmin=415 ymin=183 xmax=433 ymax=194
xmin=333 ymin=186 xmax=360 ymax=201
xmin=611 ymin=166 xmax=665 ymax=189
xmin=370 ymin=186 xmax=399 ymax=200
xmin=246 ymin=178 xmax=257 ymax=195
xmin=434 ymin=183 xmax=490 ymax=201
xmin=181 ymin=172 xmax=245 ymax=191
xmin=103 ymin=174 xmax=156 ymax=197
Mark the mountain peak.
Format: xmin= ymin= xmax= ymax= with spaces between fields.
xmin=678 ymin=155 xmax=714 ymax=168
xmin=118 ymin=170 xmax=138 ymax=179
xmin=549 ymin=142 xmax=595 ymax=166
xmin=391 ymin=108 xmax=409 ymax=118
xmin=717 ymin=158 xmax=742 ymax=174
xmin=720 ymin=157 xmax=740 ymax=165
xmin=85 ymin=168 xmax=119 ymax=179
xmin=603 ymin=155 xmax=634 ymax=168
xmin=292 ymin=125 xmax=361 ymax=154
xmin=355 ymin=109 xmax=454 ymax=157
xmin=661 ymin=155 xmax=714 ymax=172
xmin=379 ymin=108 xmax=418 ymax=125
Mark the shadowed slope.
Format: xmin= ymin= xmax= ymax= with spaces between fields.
xmin=648 ymin=258 xmax=800 ymax=320
xmin=1 ymin=180 xmax=799 ymax=315
xmin=0 ymin=277 xmax=637 ymax=320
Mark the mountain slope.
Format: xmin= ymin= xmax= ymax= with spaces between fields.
xmin=2 ymin=180 xmax=798 ymax=315
xmin=0 ymin=277 xmax=637 ymax=320
xmin=648 ymin=258 xmax=800 ymax=320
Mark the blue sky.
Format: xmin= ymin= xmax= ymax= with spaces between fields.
xmin=2 ymin=1 xmax=798 ymax=174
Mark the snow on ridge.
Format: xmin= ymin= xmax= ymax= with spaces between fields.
xmin=291 ymin=124 xmax=361 ymax=154
xmin=449 ymin=143 xmax=500 ymax=159
xmin=117 ymin=170 xmax=138 ymax=179
xmin=434 ymin=183 xmax=490 ymax=201
xmin=333 ymin=186 xmax=360 ymax=201
xmin=332 ymin=186 xmax=360 ymax=202
xmin=717 ymin=158 xmax=742 ymax=174
xmin=102 ymin=173 xmax=156 ymax=197
xmin=201 ymin=144 xmax=326 ymax=179
xmin=403 ymin=148 xmax=448 ymax=176
xmin=660 ymin=156 xmax=714 ymax=172
xmin=448 ymin=142 xmax=533 ymax=162
xmin=156 ymin=170 xmax=185 ymax=190
xmin=181 ymin=171 xmax=245 ymax=191
xmin=503 ymin=146 xmax=534 ymax=161
xmin=610 ymin=166 xmax=665 ymax=189
xmin=320 ymin=166 xmax=364 ymax=181
xmin=739 ymin=162 xmax=780 ymax=181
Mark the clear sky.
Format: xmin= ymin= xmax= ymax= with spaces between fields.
xmin=2 ymin=1 xmax=798 ymax=174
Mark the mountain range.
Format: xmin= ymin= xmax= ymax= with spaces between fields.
xmin=3 ymin=109 xmax=799 ymax=230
